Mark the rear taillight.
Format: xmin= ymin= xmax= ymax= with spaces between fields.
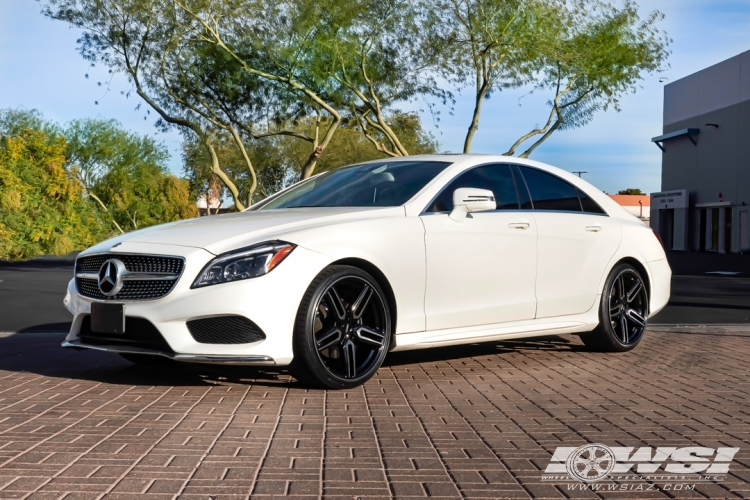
xmin=652 ymin=229 xmax=665 ymax=250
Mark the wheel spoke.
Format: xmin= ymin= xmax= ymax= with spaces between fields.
xmin=626 ymin=280 xmax=643 ymax=303
xmin=625 ymin=308 xmax=646 ymax=327
xmin=342 ymin=340 xmax=356 ymax=378
xmin=315 ymin=327 xmax=342 ymax=352
xmin=325 ymin=286 xmax=347 ymax=321
xmin=618 ymin=275 xmax=627 ymax=301
xmin=620 ymin=314 xmax=628 ymax=343
xmin=351 ymin=284 xmax=373 ymax=320
xmin=353 ymin=325 xmax=385 ymax=347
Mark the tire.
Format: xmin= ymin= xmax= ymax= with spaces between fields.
xmin=581 ymin=263 xmax=649 ymax=352
xmin=292 ymin=265 xmax=392 ymax=389
xmin=119 ymin=353 xmax=174 ymax=367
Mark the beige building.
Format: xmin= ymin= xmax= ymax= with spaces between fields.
xmin=609 ymin=195 xmax=650 ymax=222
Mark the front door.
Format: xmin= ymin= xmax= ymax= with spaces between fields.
xmin=421 ymin=164 xmax=538 ymax=331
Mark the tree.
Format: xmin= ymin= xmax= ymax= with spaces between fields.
xmin=170 ymin=0 xmax=348 ymax=180
xmin=183 ymin=112 xmax=439 ymax=204
xmin=429 ymin=0 xmax=551 ymax=153
xmin=41 ymin=0 xmax=254 ymax=210
xmin=618 ymin=188 xmax=645 ymax=195
xmin=93 ymin=160 xmax=198 ymax=231
xmin=321 ymin=0 xmax=448 ymax=157
xmin=0 ymin=128 xmax=111 ymax=261
xmin=434 ymin=0 xmax=669 ymax=156
xmin=63 ymin=118 xmax=197 ymax=232
xmin=64 ymin=119 xmax=162 ymax=232
xmin=501 ymin=0 xmax=670 ymax=157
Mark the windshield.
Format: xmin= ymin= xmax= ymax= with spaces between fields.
xmin=257 ymin=160 xmax=451 ymax=210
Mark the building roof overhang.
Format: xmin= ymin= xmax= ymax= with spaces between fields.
xmin=651 ymin=128 xmax=700 ymax=151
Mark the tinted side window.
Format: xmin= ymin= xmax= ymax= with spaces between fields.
xmin=517 ymin=166 xmax=582 ymax=212
xmin=577 ymin=188 xmax=606 ymax=214
xmin=426 ymin=164 xmax=519 ymax=212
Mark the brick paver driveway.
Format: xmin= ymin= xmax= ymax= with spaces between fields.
xmin=0 ymin=326 xmax=747 ymax=499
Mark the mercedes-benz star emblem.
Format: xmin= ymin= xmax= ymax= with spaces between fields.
xmin=98 ymin=259 xmax=126 ymax=297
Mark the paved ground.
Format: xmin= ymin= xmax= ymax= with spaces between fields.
xmin=0 ymin=326 xmax=748 ymax=499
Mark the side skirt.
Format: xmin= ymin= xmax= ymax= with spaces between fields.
xmin=391 ymin=296 xmax=602 ymax=352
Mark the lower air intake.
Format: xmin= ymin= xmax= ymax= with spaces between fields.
xmin=186 ymin=316 xmax=266 ymax=344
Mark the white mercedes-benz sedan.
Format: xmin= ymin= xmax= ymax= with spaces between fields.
xmin=63 ymin=155 xmax=671 ymax=388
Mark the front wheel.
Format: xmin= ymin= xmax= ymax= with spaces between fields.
xmin=292 ymin=265 xmax=392 ymax=389
xmin=581 ymin=263 xmax=649 ymax=352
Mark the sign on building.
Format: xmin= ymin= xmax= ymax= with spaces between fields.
xmin=651 ymin=189 xmax=687 ymax=209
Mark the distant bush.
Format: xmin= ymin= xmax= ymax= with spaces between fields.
xmin=0 ymin=109 xmax=199 ymax=261
xmin=0 ymin=129 xmax=110 ymax=260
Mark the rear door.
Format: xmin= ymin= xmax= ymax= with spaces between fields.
xmin=421 ymin=164 xmax=538 ymax=330
xmin=514 ymin=166 xmax=622 ymax=319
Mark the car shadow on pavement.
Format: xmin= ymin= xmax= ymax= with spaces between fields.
xmin=384 ymin=334 xmax=585 ymax=367
xmin=0 ymin=330 xmax=585 ymax=388
xmin=0 ymin=330 xmax=300 ymax=388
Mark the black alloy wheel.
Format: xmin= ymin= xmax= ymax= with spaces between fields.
xmin=581 ymin=263 xmax=649 ymax=352
xmin=292 ymin=265 xmax=392 ymax=389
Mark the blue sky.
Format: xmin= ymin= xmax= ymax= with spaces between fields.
xmin=1 ymin=0 xmax=749 ymax=194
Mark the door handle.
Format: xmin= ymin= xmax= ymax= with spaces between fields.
xmin=509 ymin=222 xmax=530 ymax=230
xmin=586 ymin=225 xmax=603 ymax=232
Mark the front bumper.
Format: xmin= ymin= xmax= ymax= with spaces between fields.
xmin=62 ymin=339 xmax=275 ymax=365
xmin=63 ymin=241 xmax=332 ymax=366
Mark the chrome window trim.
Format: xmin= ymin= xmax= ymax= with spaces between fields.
xmin=420 ymin=162 xmax=610 ymax=217
xmin=420 ymin=209 xmax=609 ymax=217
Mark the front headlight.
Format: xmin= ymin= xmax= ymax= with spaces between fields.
xmin=192 ymin=241 xmax=296 ymax=288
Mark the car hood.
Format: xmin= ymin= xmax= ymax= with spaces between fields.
xmin=83 ymin=207 xmax=406 ymax=256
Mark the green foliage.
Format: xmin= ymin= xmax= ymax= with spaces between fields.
xmin=0 ymin=128 xmax=110 ymax=260
xmin=0 ymin=109 xmax=198 ymax=260
xmin=183 ymin=112 xmax=438 ymax=204
xmin=64 ymin=118 xmax=197 ymax=231
xmin=503 ymin=0 xmax=671 ymax=157
xmin=40 ymin=0 xmax=669 ymax=202
xmin=618 ymin=188 xmax=645 ymax=195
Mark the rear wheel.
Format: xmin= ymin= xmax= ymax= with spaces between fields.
xmin=292 ymin=265 xmax=392 ymax=389
xmin=581 ymin=263 xmax=648 ymax=352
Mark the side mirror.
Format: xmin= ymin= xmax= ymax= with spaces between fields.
xmin=449 ymin=188 xmax=496 ymax=222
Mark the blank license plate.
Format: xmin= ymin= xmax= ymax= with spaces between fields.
xmin=91 ymin=302 xmax=125 ymax=334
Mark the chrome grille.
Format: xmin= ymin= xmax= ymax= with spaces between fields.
xmin=75 ymin=253 xmax=184 ymax=301
xmin=76 ymin=254 xmax=183 ymax=274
